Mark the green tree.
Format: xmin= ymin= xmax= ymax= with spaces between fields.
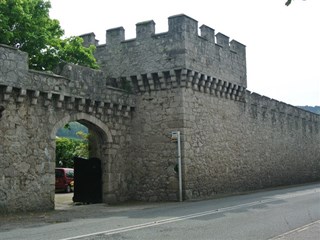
xmin=74 ymin=131 xmax=89 ymax=158
xmin=286 ymin=0 xmax=292 ymax=5
xmin=56 ymin=121 xmax=89 ymax=139
xmin=0 ymin=0 xmax=98 ymax=71
xmin=56 ymin=132 xmax=88 ymax=168
xmin=285 ymin=0 xmax=306 ymax=6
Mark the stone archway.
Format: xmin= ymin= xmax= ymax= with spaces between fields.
xmin=50 ymin=112 xmax=113 ymax=143
xmin=51 ymin=113 xmax=113 ymax=205
xmin=0 ymin=44 xmax=134 ymax=214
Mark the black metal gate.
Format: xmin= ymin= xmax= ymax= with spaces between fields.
xmin=73 ymin=157 xmax=102 ymax=203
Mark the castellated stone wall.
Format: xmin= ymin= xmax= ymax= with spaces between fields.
xmin=0 ymin=44 xmax=135 ymax=213
xmin=181 ymin=89 xmax=319 ymax=199
xmin=1 ymin=14 xmax=319 ymax=213
xmin=81 ymin=14 xmax=319 ymax=202
xmin=127 ymin=85 xmax=319 ymax=201
xmin=88 ymin=14 xmax=246 ymax=88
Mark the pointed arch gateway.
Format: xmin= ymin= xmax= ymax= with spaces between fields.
xmin=50 ymin=112 xmax=113 ymax=143
xmin=51 ymin=113 xmax=113 ymax=204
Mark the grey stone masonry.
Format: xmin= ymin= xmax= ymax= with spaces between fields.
xmin=85 ymin=14 xmax=318 ymax=202
xmin=91 ymin=14 xmax=246 ymax=89
xmin=1 ymin=14 xmax=319 ymax=213
xmin=0 ymin=44 xmax=135 ymax=110
xmin=182 ymin=88 xmax=320 ymax=199
xmin=0 ymin=44 xmax=135 ymax=213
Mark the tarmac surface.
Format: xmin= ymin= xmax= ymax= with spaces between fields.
xmin=0 ymin=193 xmax=169 ymax=232
xmin=0 ymin=187 xmax=319 ymax=240
xmin=270 ymin=220 xmax=320 ymax=240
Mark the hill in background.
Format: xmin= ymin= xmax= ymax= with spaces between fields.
xmin=56 ymin=122 xmax=88 ymax=139
xmin=298 ymin=106 xmax=320 ymax=115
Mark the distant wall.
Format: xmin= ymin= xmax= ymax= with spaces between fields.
xmin=181 ymin=88 xmax=320 ymax=199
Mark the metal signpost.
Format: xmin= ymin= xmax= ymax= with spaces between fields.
xmin=171 ymin=131 xmax=182 ymax=202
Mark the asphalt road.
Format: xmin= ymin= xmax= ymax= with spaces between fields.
xmin=1 ymin=183 xmax=319 ymax=240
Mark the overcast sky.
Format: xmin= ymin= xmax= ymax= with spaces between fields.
xmin=49 ymin=0 xmax=319 ymax=106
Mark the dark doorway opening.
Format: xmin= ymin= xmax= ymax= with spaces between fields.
xmin=73 ymin=157 xmax=102 ymax=203
xmin=53 ymin=116 xmax=109 ymax=209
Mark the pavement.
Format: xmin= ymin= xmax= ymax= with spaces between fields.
xmin=1 ymin=192 xmax=319 ymax=239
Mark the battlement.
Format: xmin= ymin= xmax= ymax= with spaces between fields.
xmin=246 ymin=91 xmax=320 ymax=134
xmin=79 ymin=32 xmax=99 ymax=47
xmin=0 ymin=44 xmax=135 ymax=116
xmin=88 ymin=14 xmax=247 ymax=88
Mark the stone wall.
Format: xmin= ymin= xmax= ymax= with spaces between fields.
xmin=129 ymin=89 xmax=184 ymax=201
xmin=85 ymin=14 xmax=319 ymax=202
xmin=89 ymin=14 xmax=246 ymax=88
xmin=127 ymin=82 xmax=320 ymax=202
xmin=0 ymin=91 xmax=134 ymax=212
xmin=0 ymin=44 xmax=135 ymax=213
xmin=1 ymin=14 xmax=319 ymax=213
xmin=181 ymin=88 xmax=320 ymax=199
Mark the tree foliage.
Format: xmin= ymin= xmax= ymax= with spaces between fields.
xmin=285 ymin=0 xmax=293 ymax=5
xmin=285 ymin=0 xmax=306 ymax=6
xmin=57 ymin=122 xmax=88 ymax=139
xmin=0 ymin=0 xmax=98 ymax=71
xmin=56 ymin=132 xmax=89 ymax=168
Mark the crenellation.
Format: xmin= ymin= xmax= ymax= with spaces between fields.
xmin=246 ymin=90 xmax=320 ymax=127
xmin=136 ymin=20 xmax=155 ymax=39
xmin=168 ymin=14 xmax=198 ymax=36
xmin=200 ymin=25 xmax=215 ymax=44
xmin=79 ymin=32 xmax=99 ymax=47
xmin=106 ymin=27 xmax=125 ymax=45
xmin=230 ymin=40 xmax=246 ymax=58
xmin=0 ymin=44 xmax=28 ymax=72
xmin=94 ymin=14 xmax=246 ymax=88
xmin=216 ymin=32 xmax=230 ymax=49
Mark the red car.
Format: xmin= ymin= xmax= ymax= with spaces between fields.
xmin=55 ymin=168 xmax=74 ymax=193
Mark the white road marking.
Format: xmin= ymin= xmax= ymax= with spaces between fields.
xmin=59 ymin=188 xmax=320 ymax=240
xmin=268 ymin=219 xmax=320 ymax=239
